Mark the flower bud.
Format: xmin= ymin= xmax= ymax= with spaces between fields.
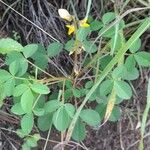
xmin=58 ymin=9 xmax=72 ymax=22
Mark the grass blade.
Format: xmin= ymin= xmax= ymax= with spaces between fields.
xmin=139 ymin=78 xmax=150 ymax=150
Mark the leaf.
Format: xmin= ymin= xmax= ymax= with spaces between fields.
xmin=4 ymin=78 xmax=15 ymax=97
xmin=114 ymin=80 xmax=132 ymax=99
xmin=5 ymin=52 xmax=28 ymax=76
xmin=72 ymin=119 xmax=86 ymax=141
xmin=65 ymin=103 xmax=75 ymax=118
xmin=80 ymin=109 xmax=100 ymax=126
xmin=23 ymin=44 xmax=39 ymax=58
xmin=76 ymin=27 xmax=91 ymax=42
xmin=0 ymin=38 xmax=23 ymax=54
xmin=0 ymin=83 xmax=5 ymax=105
xmin=53 ymin=106 xmax=70 ymax=131
xmin=47 ymin=42 xmax=63 ymax=57
xmin=112 ymin=65 xmax=139 ymax=80
xmin=99 ymin=79 xmax=113 ymax=96
xmin=125 ymin=55 xmax=136 ymax=70
xmin=21 ymin=89 xmax=34 ymax=113
xmin=72 ymin=88 xmax=81 ymax=98
xmin=37 ymin=114 xmax=53 ymax=131
xmin=22 ymin=143 xmax=30 ymax=150
xmin=90 ymin=20 xmax=103 ymax=31
xmin=13 ymin=84 xmax=29 ymax=97
xmin=0 ymin=69 xmax=12 ymax=82
xmin=129 ymin=38 xmax=141 ymax=53
xmin=31 ymin=44 xmax=48 ymax=69
xmin=99 ymin=55 xmax=113 ymax=70
xmin=44 ymin=100 xmax=60 ymax=113
xmin=33 ymin=108 xmax=45 ymax=116
xmin=26 ymin=137 xmax=37 ymax=148
xmin=31 ymin=82 xmax=50 ymax=94
xmin=109 ymin=106 xmax=121 ymax=122
xmin=102 ymin=12 xmax=116 ymax=25
xmin=64 ymin=89 xmax=72 ymax=100
xmin=11 ymin=102 xmax=25 ymax=115
xmin=21 ymin=113 xmax=34 ymax=135
xmin=65 ymin=39 xmax=75 ymax=52
xmin=82 ymin=40 xmax=97 ymax=53
xmin=85 ymin=81 xmax=94 ymax=89
xmin=134 ymin=52 xmax=150 ymax=67
xmin=95 ymin=103 xmax=106 ymax=119
xmin=9 ymin=61 xmax=19 ymax=76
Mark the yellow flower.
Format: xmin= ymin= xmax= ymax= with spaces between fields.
xmin=79 ymin=19 xmax=90 ymax=27
xmin=58 ymin=9 xmax=73 ymax=22
xmin=66 ymin=25 xmax=75 ymax=35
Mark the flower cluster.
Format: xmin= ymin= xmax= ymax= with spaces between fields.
xmin=58 ymin=9 xmax=90 ymax=35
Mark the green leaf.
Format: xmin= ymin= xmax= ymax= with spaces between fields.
xmin=0 ymin=83 xmax=5 ymax=105
xmin=134 ymin=52 xmax=150 ymax=67
xmin=112 ymin=65 xmax=139 ymax=80
xmin=21 ymin=113 xmax=34 ymax=135
xmin=83 ymin=41 xmax=97 ymax=53
xmin=22 ymin=143 xmax=31 ymax=150
xmin=13 ymin=84 xmax=29 ymax=97
xmin=114 ymin=80 xmax=132 ymax=99
xmin=64 ymin=89 xmax=72 ymax=100
xmin=31 ymin=82 xmax=50 ymax=94
xmin=0 ymin=69 xmax=12 ymax=82
xmin=44 ymin=100 xmax=60 ymax=113
xmin=80 ymin=109 xmax=100 ymax=126
xmin=76 ymin=27 xmax=91 ymax=42
xmin=6 ymin=52 xmax=28 ymax=76
xmin=109 ymin=106 xmax=121 ymax=122
xmin=65 ymin=39 xmax=75 ymax=52
xmin=21 ymin=89 xmax=34 ymax=113
xmin=11 ymin=102 xmax=25 ymax=115
xmin=4 ymin=78 xmax=15 ymax=96
xmin=85 ymin=81 xmax=94 ymax=89
xmin=9 ymin=61 xmax=19 ymax=76
xmin=16 ymin=129 xmax=26 ymax=138
xmin=72 ymin=119 xmax=86 ymax=141
xmin=0 ymin=38 xmax=23 ymax=54
xmin=26 ymin=136 xmax=38 ymax=147
xmin=95 ymin=103 xmax=106 ymax=119
xmin=37 ymin=114 xmax=53 ymax=131
xmin=53 ymin=106 xmax=70 ymax=131
xmin=72 ymin=88 xmax=81 ymax=98
xmin=33 ymin=108 xmax=45 ymax=116
xmin=99 ymin=55 xmax=113 ymax=70
xmin=23 ymin=44 xmax=39 ymax=58
xmin=99 ymin=80 xmax=113 ymax=96
xmin=129 ymin=38 xmax=141 ymax=53
xmin=90 ymin=20 xmax=103 ymax=31
xmin=47 ymin=42 xmax=63 ymax=57
xmin=31 ymin=44 xmax=48 ymax=69
xmin=26 ymin=139 xmax=37 ymax=148
xmin=65 ymin=103 xmax=75 ymax=118
xmin=102 ymin=12 xmax=116 ymax=25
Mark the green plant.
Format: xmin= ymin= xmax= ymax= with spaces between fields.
xmin=0 ymin=6 xmax=150 ymax=150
